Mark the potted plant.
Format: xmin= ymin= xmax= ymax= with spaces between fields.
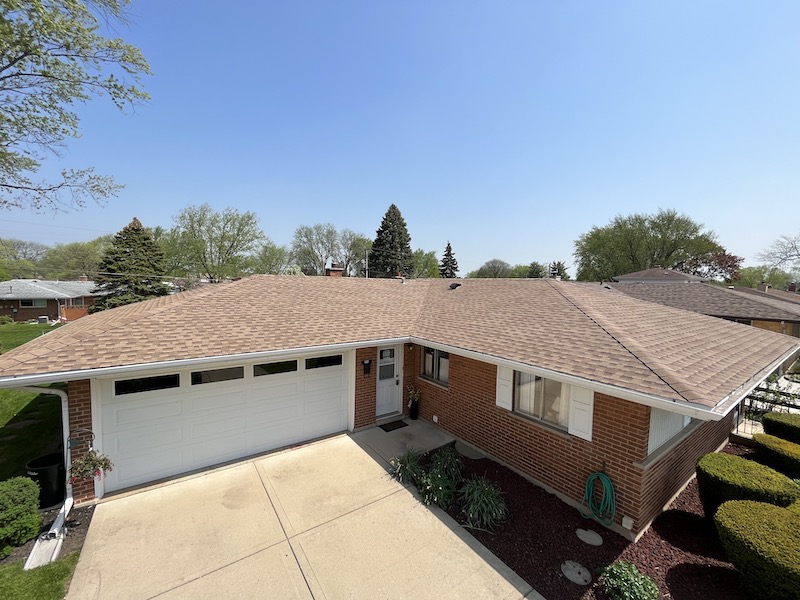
xmin=408 ymin=385 xmax=421 ymax=420
xmin=69 ymin=449 xmax=114 ymax=483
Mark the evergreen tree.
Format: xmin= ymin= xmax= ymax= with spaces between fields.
xmin=90 ymin=218 xmax=170 ymax=312
xmin=439 ymin=242 xmax=459 ymax=278
xmin=369 ymin=204 xmax=413 ymax=278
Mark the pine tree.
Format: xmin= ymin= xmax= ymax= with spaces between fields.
xmin=90 ymin=218 xmax=170 ymax=312
xmin=369 ymin=204 xmax=413 ymax=278
xmin=439 ymin=242 xmax=459 ymax=278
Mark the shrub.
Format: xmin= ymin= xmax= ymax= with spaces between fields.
xmin=429 ymin=445 xmax=464 ymax=483
xmin=460 ymin=476 xmax=507 ymax=530
xmin=753 ymin=433 xmax=800 ymax=479
xmin=389 ymin=449 xmax=424 ymax=485
xmin=763 ymin=412 xmax=800 ymax=444
xmin=695 ymin=452 xmax=800 ymax=516
xmin=789 ymin=500 xmax=800 ymax=516
xmin=0 ymin=477 xmax=42 ymax=558
xmin=599 ymin=561 xmax=659 ymax=600
xmin=715 ymin=500 xmax=800 ymax=600
xmin=0 ymin=315 xmax=12 ymax=325
xmin=417 ymin=465 xmax=458 ymax=508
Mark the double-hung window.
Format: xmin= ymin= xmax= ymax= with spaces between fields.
xmin=422 ymin=347 xmax=449 ymax=385
xmin=20 ymin=299 xmax=46 ymax=308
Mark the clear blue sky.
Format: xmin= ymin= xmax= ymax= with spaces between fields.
xmin=2 ymin=1 xmax=799 ymax=275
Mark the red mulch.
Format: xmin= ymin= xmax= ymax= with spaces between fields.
xmin=441 ymin=443 xmax=755 ymax=600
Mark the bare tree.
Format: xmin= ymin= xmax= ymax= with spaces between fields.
xmin=758 ymin=234 xmax=800 ymax=273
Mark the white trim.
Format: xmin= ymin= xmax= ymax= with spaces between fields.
xmin=90 ymin=378 xmax=105 ymax=499
xmin=347 ymin=350 xmax=356 ymax=432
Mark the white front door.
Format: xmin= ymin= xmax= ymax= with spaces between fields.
xmin=376 ymin=346 xmax=401 ymax=417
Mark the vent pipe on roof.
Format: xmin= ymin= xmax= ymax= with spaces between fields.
xmin=449 ymin=282 xmax=461 ymax=290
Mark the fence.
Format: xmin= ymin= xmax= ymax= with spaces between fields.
xmin=734 ymin=377 xmax=800 ymax=437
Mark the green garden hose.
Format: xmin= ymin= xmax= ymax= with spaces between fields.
xmin=579 ymin=472 xmax=617 ymax=526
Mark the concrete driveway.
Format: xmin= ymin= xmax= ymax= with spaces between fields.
xmin=67 ymin=432 xmax=538 ymax=599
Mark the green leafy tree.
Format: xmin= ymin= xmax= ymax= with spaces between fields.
xmin=171 ymin=204 xmax=264 ymax=281
xmin=733 ymin=266 xmax=793 ymax=289
xmin=411 ymin=249 xmax=440 ymax=278
xmin=338 ymin=229 xmax=371 ymax=277
xmin=574 ymin=209 xmax=733 ymax=281
xmin=469 ymin=259 xmax=512 ymax=278
xmin=527 ymin=261 xmax=547 ymax=278
xmin=90 ymin=218 xmax=169 ymax=312
xmin=291 ymin=223 xmax=339 ymax=276
xmin=0 ymin=0 xmax=151 ymax=210
xmin=549 ymin=261 xmax=571 ymax=280
xmin=438 ymin=242 xmax=459 ymax=278
xmin=0 ymin=238 xmax=49 ymax=278
xmin=38 ymin=236 xmax=110 ymax=279
xmin=369 ymin=204 xmax=413 ymax=278
xmin=508 ymin=264 xmax=530 ymax=278
xmin=250 ymin=239 xmax=292 ymax=275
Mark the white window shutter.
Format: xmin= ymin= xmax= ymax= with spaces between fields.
xmin=568 ymin=385 xmax=594 ymax=441
xmin=496 ymin=366 xmax=513 ymax=410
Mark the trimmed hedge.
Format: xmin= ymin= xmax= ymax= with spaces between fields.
xmin=715 ymin=500 xmax=800 ymax=600
xmin=695 ymin=452 xmax=800 ymax=517
xmin=753 ymin=433 xmax=800 ymax=479
xmin=763 ymin=412 xmax=800 ymax=444
xmin=0 ymin=477 xmax=42 ymax=558
xmin=790 ymin=500 xmax=800 ymax=516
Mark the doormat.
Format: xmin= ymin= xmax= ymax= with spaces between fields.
xmin=379 ymin=420 xmax=408 ymax=432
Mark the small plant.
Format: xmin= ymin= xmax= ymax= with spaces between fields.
xmin=407 ymin=385 xmax=421 ymax=408
xmin=599 ymin=561 xmax=659 ymax=600
xmin=418 ymin=465 xmax=458 ymax=508
xmin=0 ymin=315 xmax=12 ymax=325
xmin=69 ymin=449 xmax=114 ymax=482
xmin=0 ymin=477 xmax=42 ymax=558
xmin=459 ymin=476 xmax=507 ymax=530
xmin=430 ymin=445 xmax=464 ymax=483
xmin=389 ymin=449 xmax=423 ymax=485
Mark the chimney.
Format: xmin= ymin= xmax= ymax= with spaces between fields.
xmin=78 ymin=274 xmax=89 ymax=282
xmin=325 ymin=263 xmax=344 ymax=277
xmin=757 ymin=282 xmax=770 ymax=293
xmin=789 ymin=282 xmax=798 ymax=293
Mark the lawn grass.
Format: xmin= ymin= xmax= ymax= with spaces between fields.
xmin=0 ymin=388 xmax=63 ymax=481
xmin=0 ymin=552 xmax=79 ymax=600
xmin=0 ymin=323 xmax=60 ymax=354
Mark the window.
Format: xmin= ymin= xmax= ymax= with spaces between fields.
xmin=305 ymin=355 xmax=342 ymax=370
xmin=191 ymin=366 xmax=244 ymax=385
xmin=20 ymin=299 xmax=46 ymax=308
xmin=115 ymin=374 xmax=180 ymax=395
xmin=254 ymin=360 xmax=297 ymax=377
xmin=422 ymin=347 xmax=449 ymax=385
xmin=514 ymin=372 xmax=569 ymax=429
xmin=648 ymin=408 xmax=692 ymax=455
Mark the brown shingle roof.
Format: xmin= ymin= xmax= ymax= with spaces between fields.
xmin=610 ymin=282 xmax=800 ymax=322
xmin=0 ymin=276 xmax=797 ymax=413
xmin=612 ymin=268 xmax=707 ymax=282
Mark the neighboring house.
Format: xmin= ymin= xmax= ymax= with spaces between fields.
xmin=612 ymin=267 xmax=708 ymax=283
xmin=610 ymin=280 xmax=800 ymax=338
xmin=734 ymin=284 xmax=800 ymax=306
xmin=0 ymin=278 xmax=98 ymax=322
xmin=0 ymin=276 xmax=796 ymax=542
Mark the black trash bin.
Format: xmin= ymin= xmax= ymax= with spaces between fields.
xmin=26 ymin=453 xmax=66 ymax=509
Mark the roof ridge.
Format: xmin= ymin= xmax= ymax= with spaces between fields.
xmin=547 ymin=280 xmax=699 ymax=404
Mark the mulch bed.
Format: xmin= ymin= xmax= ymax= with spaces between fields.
xmin=1 ymin=503 xmax=95 ymax=567
xmin=440 ymin=443 xmax=755 ymax=600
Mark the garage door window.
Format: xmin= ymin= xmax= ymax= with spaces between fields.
xmin=115 ymin=374 xmax=180 ymax=396
xmin=191 ymin=366 xmax=244 ymax=385
xmin=305 ymin=355 xmax=343 ymax=370
xmin=254 ymin=360 xmax=298 ymax=376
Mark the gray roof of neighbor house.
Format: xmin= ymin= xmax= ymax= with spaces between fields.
xmin=612 ymin=268 xmax=707 ymax=283
xmin=0 ymin=279 xmax=96 ymax=300
xmin=0 ymin=276 xmax=796 ymax=418
xmin=610 ymin=282 xmax=800 ymax=323
xmin=734 ymin=286 xmax=800 ymax=307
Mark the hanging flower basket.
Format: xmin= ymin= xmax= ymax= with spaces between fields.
xmin=69 ymin=449 xmax=114 ymax=483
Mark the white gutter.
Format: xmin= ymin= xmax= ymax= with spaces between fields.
xmin=13 ymin=386 xmax=73 ymax=570
xmin=0 ymin=338 xmax=412 ymax=388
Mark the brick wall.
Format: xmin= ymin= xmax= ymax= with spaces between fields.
xmin=354 ymin=347 xmax=377 ymax=428
xmin=67 ymin=379 xmax=95 ymax=503
xmin=752 ymin=319 xmax=786 ymax=335
xmin=405 ymin=345 xmax=728 ymax=537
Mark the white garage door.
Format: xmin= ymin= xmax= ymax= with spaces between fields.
xmin=99 ymin=353 xmax=349 ymax=492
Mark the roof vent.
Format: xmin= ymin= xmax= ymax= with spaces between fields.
xmin=449 ymin=282 xmax=461 ymax=290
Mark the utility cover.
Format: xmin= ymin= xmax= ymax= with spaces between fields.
xmin=561 ymin=561 xmax=592 ymax=585
xmin=576 ymin=528 xmax=603 ymax=546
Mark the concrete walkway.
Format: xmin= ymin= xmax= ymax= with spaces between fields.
xmin=67 ymin=422 xmax=540 ymax=599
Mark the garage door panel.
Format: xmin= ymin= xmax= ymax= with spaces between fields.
xmin=189 ymin=390 xmax=248 ymax=414
xmin=102 ymin=355 xmax=350 ymax=493
xmin=113 ymin=399 xmax=182 ymax=426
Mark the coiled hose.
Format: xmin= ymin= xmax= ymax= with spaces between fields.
xmin=579 ymin=472 xmax=616 ymax=526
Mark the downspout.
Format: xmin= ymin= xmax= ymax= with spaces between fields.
xmin=15 ymin=386 xmax=73 ymax=569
